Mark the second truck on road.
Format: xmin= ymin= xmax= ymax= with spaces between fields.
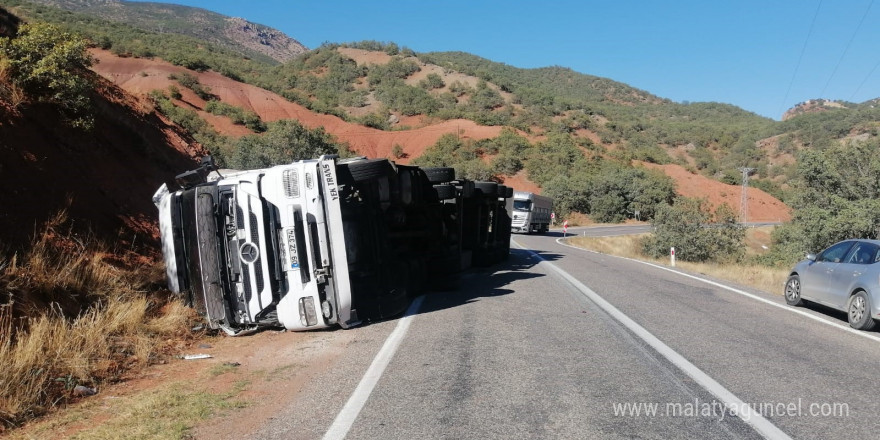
xmin=511 ymin=191 xmax=553 ymax=234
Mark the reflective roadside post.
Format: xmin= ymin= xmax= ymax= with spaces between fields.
xmin=563 ymin=220 xmax=568 ymax=237
xmin=671 ymin=247 xmax=676 ymax=267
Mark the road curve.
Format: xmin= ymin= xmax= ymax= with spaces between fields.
xmin=251 ymin=230 xmax=878 ymax=439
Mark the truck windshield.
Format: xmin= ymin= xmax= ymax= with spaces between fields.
xmin=513 ymin=200 xmax=532 ymax=211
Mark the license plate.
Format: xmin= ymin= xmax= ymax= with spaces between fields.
xmin=287 ymin=229 xmax=299 ymax=269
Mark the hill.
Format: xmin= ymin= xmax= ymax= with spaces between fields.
xmin=21 ymin=0 xmax=307 ymax=63
xmin=8 ymin=0 xmax=880 ymax=224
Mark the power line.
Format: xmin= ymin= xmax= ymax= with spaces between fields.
xmin=850 ymin=58 xmax=880 ymax=101
xmin=778 ymin=0 xmax=823 ymax=118
xmin=819 ymin=0 xmax=874 ymax=99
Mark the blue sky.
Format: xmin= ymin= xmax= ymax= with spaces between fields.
xmin=132 ymin=0 xmax=880 ymax=120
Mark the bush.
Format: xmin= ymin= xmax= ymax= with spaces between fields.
xmin=419 ymin=72 xmax=445 ymax=90
xmin=762 ymin=138 xmax=880 ymax=266
xmin=227 ymin=119 xmax=344 ymax=169
xmin=168 ymin=72 xmax=213 ymax=100
xmin=492 ymin=154 xmax=522 ymax=176
xmin=0 ymin=22 xmax=94 ymax=128
xmin=392 ymin=144 xmax=406 ymax=159
xmin=204 ymin=100 xmax=266 ymax=132
xmin=167 ymin=85 xmax=182 ymax=100
xmin=642 ymin=197 xmax=744 ymax=263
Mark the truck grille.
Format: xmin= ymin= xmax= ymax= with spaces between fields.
xmin=249 ymin=212 xmax=265 ymax=293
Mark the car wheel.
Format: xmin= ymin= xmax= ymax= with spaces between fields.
xmin=847 ymin=291 xmax=876 ymax=330
xmin=784 ymin=275 xmax=803 ymax=306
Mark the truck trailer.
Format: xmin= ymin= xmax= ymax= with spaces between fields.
xmin=153 ymin=155 xmax=512 ymax=334
xmin=511 ymin=191 xmax=553 ymax=234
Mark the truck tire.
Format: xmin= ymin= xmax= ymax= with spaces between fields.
xmin=340 ymin=158 xmax=392 ymax=182
xmin=433 ymin=184 xmax=456 ymax=200
xmin=505 ymin=186 xmax=514 ymax=198
xmin=474 ymin=181 xmax=497 ymax=197
xmin=497 ymin=185 xmax=508 ymax=199
xmin=423 ymin=167 xmax=455 ymax=184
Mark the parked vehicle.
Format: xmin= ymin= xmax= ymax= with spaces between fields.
xmin=153 ymin=155 xmax=512 ymax=334
xmin=784 ymin=239 xmax=880 ymax=330
xmin=510 ymin=191 xmax=553 ymax=234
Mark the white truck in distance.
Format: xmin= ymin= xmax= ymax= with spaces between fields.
xmin=153 ymin=155 xmax=512 ymax=334
xmin=511 ymin=191 xmax=553 ymax=234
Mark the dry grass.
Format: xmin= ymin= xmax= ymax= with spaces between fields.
xmin=7 ymin=380 xmax=249 ymax=440
xmin=566 ymin=230 xmax=788 ymax=296
xmin=0 ymin=211 xmax=195 ymax=431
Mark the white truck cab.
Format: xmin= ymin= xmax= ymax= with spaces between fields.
xmin=154 ymin=156 xmax=354 ymax=333
xmin=154 ymin=155 xmax=514 ymax=333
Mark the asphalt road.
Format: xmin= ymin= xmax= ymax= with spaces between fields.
xmin=253 ymin=225 xmax=879 ymax=440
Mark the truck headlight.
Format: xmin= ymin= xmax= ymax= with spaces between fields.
xmin=299 ymin=297 xmax=318 ymax=327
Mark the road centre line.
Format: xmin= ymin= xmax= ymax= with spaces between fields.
xmin=553 ymin=237 xmax=880 ymax=345
xmin=512 ymin=241 xmax=791 ymax=440
xmin=323 ymin=295 xmax=424 ymax=440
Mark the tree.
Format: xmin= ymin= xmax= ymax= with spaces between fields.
xmin=419 ymin=73 xmax=445 ymax=90
xmin=763 ymin=138 xmax=880 ymax=266
xmin=228 ymin=120 xmax=342 ymax=169
xmin=0 ymin=22 xmax=94 ymax=127
xmin=642 ymin=197 xmax=744 ymax=263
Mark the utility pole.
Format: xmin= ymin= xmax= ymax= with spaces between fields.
xmin=738 ymin=167 xmax=755 ymax=225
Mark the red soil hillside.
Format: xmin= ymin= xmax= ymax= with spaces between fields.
xmin=0 ymin=73 xmax=205 ymax=251
xmin=640 ymin=163 xmax=791 ymax=223
xmin=89 ymin=50 xmax=504 ymax=163
xmin=87 ymin=50 xmax=791 ymax=223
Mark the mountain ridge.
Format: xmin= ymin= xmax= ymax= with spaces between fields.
xmin=23 ymin=0 xmax=308 ymax=63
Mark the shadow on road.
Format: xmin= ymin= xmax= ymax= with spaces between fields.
xmin=799 ymin=301 xmax=880 ymax=334
xmin=407 ymin=248 xmax=551 ymax=319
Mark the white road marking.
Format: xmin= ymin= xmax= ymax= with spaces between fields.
xmin=513 ymin=241 xmax=792 ymax=440
xmin=553 ymin=237 xmax=880 ymax=344
xmin=323 ymin=295 xmax=424 ymax=440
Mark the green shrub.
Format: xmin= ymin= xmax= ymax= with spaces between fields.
xmin=204 ymin=100 xmax=266 ymax=132
xmin=168 ymin=72 xmax=213 ymax=100
xmin=392 ymin=144 xmax=406 ymax=159
xmin=419 ymin=73 xmax=445 ymax=90
xmin=227 ymin=119 xmax=344 ymax=169
xmin=0 ymin=22 xmax=94 ymax=128
xmin=642 ymin=197 xmax=744 ymax=263
xmin=167 ymin=85 xmax=182 ymax=100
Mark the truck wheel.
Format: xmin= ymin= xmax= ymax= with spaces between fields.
xmin=497 ymin=185 xmax=508 ymax=199
xmin=433 ymin=184 xmax=456 ymax=200
xmin=423 ymin=167 xmax=455 ymax=183
xmin=505 ymin=186 xmax=513 ymax=198
xmin=474 ymin=181 xmax=497 ymax=197
xmin=340 ymin=158 xmax=392 ymax=182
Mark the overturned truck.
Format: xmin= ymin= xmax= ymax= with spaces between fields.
xmin=153 ymin=155 xmax=512 ymax=334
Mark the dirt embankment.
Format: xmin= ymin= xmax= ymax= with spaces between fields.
xmin=89 ymin=50 xmax=505 ymax=165
xmin=0 ymin=72 xmax=205 ymax=252
xmin=640 ymin=162 xmax=791 ymax=222
xmin=88 ymin=50 xmax=792 ymax=221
